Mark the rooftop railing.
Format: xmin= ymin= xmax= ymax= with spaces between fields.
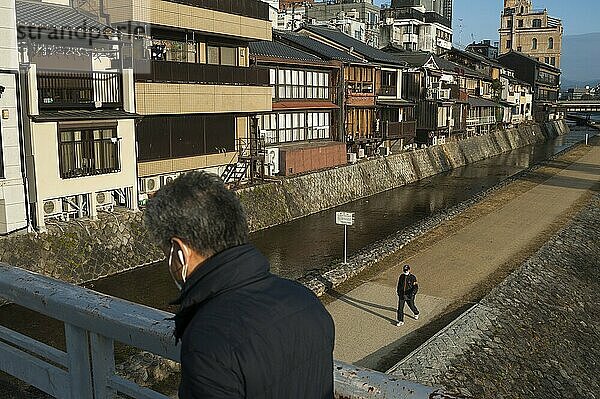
xmin=0 ymin=263 xmax=449 ymax=399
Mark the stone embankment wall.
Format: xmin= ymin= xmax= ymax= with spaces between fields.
xmin=0 ymin=121 xmax=568 ymax=285
xmin=241 ymin=122 xmax=562 ymax=231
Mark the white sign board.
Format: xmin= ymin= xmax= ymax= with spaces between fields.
xmin=336 ymin=212 xmax=355 ymax=226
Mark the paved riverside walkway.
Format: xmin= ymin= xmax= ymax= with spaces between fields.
xmin=325 ymin=139 xmax=600 ymax=370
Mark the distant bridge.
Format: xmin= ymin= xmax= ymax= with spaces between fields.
xmin=558 ymin=100 xmax=600 ymax=113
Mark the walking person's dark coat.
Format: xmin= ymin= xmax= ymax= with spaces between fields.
xmin=174 ymin=244 xmax=335 ymax=399
xmin=396 ymin=265 xmax=419 ymax=325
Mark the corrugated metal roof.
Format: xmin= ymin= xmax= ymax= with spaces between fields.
xmin=249 ymin=40 xmax=325 ymax=63
xmin=274 ymin=30 xmax=366 ymax=64
xmin=16 ymin=0 xmax=109 ymax=31
xmin=34 ymin=109 xmax=139 ymax=121
xmin=301 ymin=26 xmax=406 ymax=66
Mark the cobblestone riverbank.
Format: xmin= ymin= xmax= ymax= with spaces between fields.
xmin=388 ymin=193 xmax=600 ymax=398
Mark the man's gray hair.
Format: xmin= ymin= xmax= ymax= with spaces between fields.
xmin=144 ymin=171 xmax=249 ymax=257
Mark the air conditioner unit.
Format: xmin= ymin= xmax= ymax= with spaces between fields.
xmin=358 ymin=148 xmax=366 ymax=158
xmin=42 ymin=199 xmax=62 ymax=218
xmin=139 ymin=176 xmax=160 ymax=194
xmin=96 ymin=191 xmax=115 ymax=210
xmin=162 ymin=173 xmax=179 ymax=187
xmin=347 ymin=152 xmax=358 ymax=164
xmin=264 ymin=147 xmax=280 ymax=176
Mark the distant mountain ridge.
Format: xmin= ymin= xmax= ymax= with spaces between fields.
xmin=561 ymin=33 xmax=600 ymax=88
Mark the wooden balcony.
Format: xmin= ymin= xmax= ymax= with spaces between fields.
xmin=382 ymin=120 xmax=417 ymax=141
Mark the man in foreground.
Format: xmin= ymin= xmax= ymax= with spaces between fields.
xmin=144 ymin=171 xmax=335 ymax=398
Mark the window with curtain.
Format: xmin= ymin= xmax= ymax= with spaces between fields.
xmin=58 ymin=127 xmax=120 ymax=179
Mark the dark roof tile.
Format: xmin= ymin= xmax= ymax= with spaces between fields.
xmin=301 ymin=26 xmax=406 ymax=66
xmin=274 ymin=30 xmax=366 ymax=64
xmin=249 ymin=40 xmax=325 ymax=63
xmin=16 ymin=0 xmax=109 ymax=31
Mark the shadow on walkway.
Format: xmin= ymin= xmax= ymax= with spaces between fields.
xmin=329 ymin=290 xmax=398 ymax=325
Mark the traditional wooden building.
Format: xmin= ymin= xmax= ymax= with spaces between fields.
xmin=249 ymin=38 xmax=346 ymax=176
xmin=297 ymin=25 xmax=417 ymax=153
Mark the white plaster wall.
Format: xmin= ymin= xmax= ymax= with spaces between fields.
xmin=29 ymin=119 xmax=138 ymax=203
xmin=0 ymin=0 xmax=28 ymax=234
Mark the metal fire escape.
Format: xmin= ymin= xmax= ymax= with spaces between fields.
xmin=221 ymin=116 xmax=265 ymax=188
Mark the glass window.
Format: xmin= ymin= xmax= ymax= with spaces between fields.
xmin=548 ymin=37 xmax=554 ymax=49
xmin=58 ymin=127 xmax=119 ymax=179
xmin=532 ymin=38 xmax=537 ymax=50
xmin=220 ymin=47 xmax=237 ymax=66
xmin=207 ymin=45 xmax=220 ymax=65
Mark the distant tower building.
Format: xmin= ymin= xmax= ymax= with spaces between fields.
xmin=499 ymin=0 xmax=563 ymax=67
xmin=442 ymin=0 xmax=453 ymax=26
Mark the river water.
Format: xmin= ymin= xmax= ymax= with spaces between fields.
xmin=87 ymin=128 xmax=595 ymax=310
xmin=0 ymin=128 xmax=595 ymax=353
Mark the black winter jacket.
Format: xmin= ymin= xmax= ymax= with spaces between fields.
xmin=173 ymin=244 xmax=335 ymax=399
xmin=397 ymin=273 xmax=418 ymax=299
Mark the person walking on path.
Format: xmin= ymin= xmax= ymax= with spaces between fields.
xmin=396 ymin=264 xmax=419 ymax=326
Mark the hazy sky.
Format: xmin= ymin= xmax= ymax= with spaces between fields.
xmin=374 ymin=0 xmax=600 ymax=45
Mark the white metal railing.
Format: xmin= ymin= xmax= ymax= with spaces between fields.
xmin=466 ymin=115 xmax=496 ymax=126
xmin=0 ymin=264 xmax=453 ymax=399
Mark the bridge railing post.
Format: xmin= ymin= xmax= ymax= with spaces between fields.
xmin=90 ymin=332 xmax=117 ymax=399
xmin=65 ymin=323 xmax=94 ymax=399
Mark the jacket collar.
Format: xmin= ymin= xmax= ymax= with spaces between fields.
xmin=172 ymin=244 xmax=271 ymax=339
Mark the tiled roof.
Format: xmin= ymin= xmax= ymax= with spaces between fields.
xmin=249 ymin=40 xmax=325 ymax=63
xmin=468 ymin=96 xmax=500 ymax=108
xmin=446 ymin=47 xmax=504 ymax=68
xmin=301 ymin=26 xmax=407 ymax=66
xmin=391 ymin=51 xmax=434 ymax=67
xmin=274 ymin=30 xmax=366 ymax=64
xmin=16 ymin=0 xmax=110 ymax=31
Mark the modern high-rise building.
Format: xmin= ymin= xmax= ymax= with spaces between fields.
xmin=499 ymin=0 xmax=563 ymax=67
xmin=306 ymin=0 xmax=381 ymax=47
xmin=442 ymin=0 xmax=453 ymax=25
xmin=381 ymin=0 xmax=453 ymax=53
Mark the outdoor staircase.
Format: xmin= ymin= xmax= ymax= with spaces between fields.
xmin=220 ymin=117 xmax=266 ymax=188
xmin=221 ymin=161 xmax=250 ymax=185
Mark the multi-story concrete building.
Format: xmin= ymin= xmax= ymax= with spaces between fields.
xmin=0 ymin=0 xmax=29 ymax=234
xmin=306 ymin=0 xmax=381 ymax=48
xmin=16 ymin=0 xmax=139 ymax=230
xmin=380 ymin=0 xmax=453 ymax=54
xmin=499 ymin=0 xmax=563 ymax=67
xmin=98 ymin=0 xmax=273 ymax=191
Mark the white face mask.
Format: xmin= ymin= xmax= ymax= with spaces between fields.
xmin=404 ymin=271 xmax=410 ymax=275
xmin=168 ymin=244 xmax=188 ymax=291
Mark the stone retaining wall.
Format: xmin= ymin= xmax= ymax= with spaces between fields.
xmin=0 ymin=121 xmax=568 ymax=286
